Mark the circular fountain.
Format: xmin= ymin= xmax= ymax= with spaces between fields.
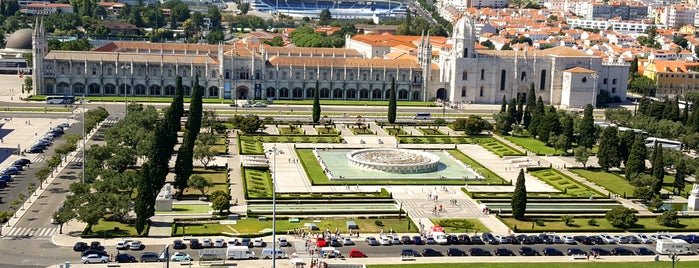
xmin=347 ymin=148 xmax=440 ymax=173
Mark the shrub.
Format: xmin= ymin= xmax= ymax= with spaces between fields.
xmin=656 ymin=210 xmax=680 ymax=227
xmin=561 ymin=215 xmax=574 ymax=226
xmin=374 ymin=220 xmax=384 ymax=227
xmin=605 ymin=206 xmax=638 ymax=229
xmin=587 ymin=218 xmax=598 ymax=226
xmin=535 ymin=219 xmax=545 ymax=226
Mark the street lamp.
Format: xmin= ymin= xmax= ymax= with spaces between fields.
xmin=81 ymin=95 xmax=86 ymax=184
xmin=118 ymin=64 xmax=130 ymax=116
xmin=669 ymin=252 xmax=679 ymax=268
xmin=266 ymin=145 xmax=283 ymax=268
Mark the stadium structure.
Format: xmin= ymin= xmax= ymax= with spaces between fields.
xmin=244 ymin=0 xmax=407 ymax=19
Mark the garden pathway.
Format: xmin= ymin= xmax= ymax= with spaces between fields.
xmin=400 ymin=126 xmax=424 ymax=136
xmin=491 ymin=135 xmax=654 ymax=215
xmin=301 ymin=125 xmax=317 ymax=135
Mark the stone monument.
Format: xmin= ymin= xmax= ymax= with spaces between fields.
xmin=155 ymin=183 xmax=174 ymax=212
xmin=688 ymin=184 xmax=699 ymax=211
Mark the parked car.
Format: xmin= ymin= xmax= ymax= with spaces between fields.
xmin=212 ymin=238 xmax=225 ymax=248
xmin=542 ymin=247 xmax=564 ymax=256
xmin=315 ymin=237 xmax=327 ymax=247
xmin=253 ymin=238 xmax=265 ymax=247
xmin=494 ymin=248 xmax=515 ymax=256
xmin=424 ymin=237 xmax=436 ymax=245
xmin=391 ymin=236 xmax=402 ymax=245
xmin=241 ymin=238 xmax=252 ymax=247
xmin=590 ymin=247 xmax=611 ymax=256
xmin=626 ymin=235 xmax=641 ymax=244
xmin=365 ymin=237 xmax=379 ymax=246
xmin=173 ymin=240 xmax=187 ymax=249
xmin=129 ymin=240 xmax=143 ymax=250
xmin=612 ymin=247 xmax=635 ymax=255
xmin=278 ymin=237 xmax=289 ymax=247
xmin=90 ymin=241 xmax=103 ymax=250
xmin=81 ymin=249 xmax=108 ymax=257
xmin=614 ymin=235 xmax=630 ymax=244
xmin=519 ymin=247 xmax=540 ymax=256
xmin=636 ymin=247 xmax=656 ymax=255
xmin=140 ymin=252 xmax=162 ymax=262
xmin=27 ymin=146 xmax=44 ymax=153
xmin=573 ymin=236 xmax=592 ymax=245
xmin=348 ymin=248 xmax=366 ymax=258
xmin=380 ymin=236 xmax=392 ymax=246
xmin=73 ymin=242 xmax=89 ymax=252
xmin=482 ymin=232 xmax=497 ymax=244
xmin=400 ymin=236 xmax=412 ymax=245
xmin=637 ymin=233 xmax=652 ymax=244
xmin=551 ymin=235 xmax=563 ymax=244
xmin=469 ymin=248 xmax=492 ymax=256
xmin=412 ymin=236 xmax=424 ymax=245
xmin=459 ymin=234 xmax=472 ymax=245
xmin=202 ymin=238 xmax=213 ymax=248
xmin=470 ymin=235 xmax=484 ymax=245
xmin=447 ymin=235 xmax=460 ymax=245
xmin=599 ymin=234 xmax=617 ymax=244
xmin=0 ymin=174 xmax=12 ymax=183
xmin=189 ymin=239 xmax=203 ymax=249
xmin=342 ymin=237 xmax=355 ymax=246
xmin=528 ymin=235 xmax=543 ymax=244
xmin=447 ymin=248 xmax=466 ymax=256
xmin=12 ymin=158 xmax=31 ymax=166
xmin=115 ymin=253 xmax=137 ymax=263
xmin=401 ymin=248 xmax=421 ymax=257
xmin=516 ymin=235 xmax=532 ymax=245
xmin=252 ymin=102 xmax=268 ymax=107
xmin=82 ymin=254 xmax=109 ymax=264
xmin=562 ymin=235 xmax=576 ymax=245
xmin=495 ymin=235 xmax=509 ymax=245
xmin=1 ymin=167 xmax=20 ymax=175
xmin=170 ymin=252 xmax=191 ymax=262
xmin=566 ymin=248 xmax=586 ymax=255
xmin=422 ymin=248 xmax=443 ymax=256
xmin=116 ymin=240 xmax=130 ymax=250
xmin=588 ymin=235 xmax=605 ymax=245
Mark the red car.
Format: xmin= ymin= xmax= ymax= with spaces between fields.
xmin=316 ymin=237 xmax=327 ymax=247
xmin=348 ymin=248 xmax=366 ymax=258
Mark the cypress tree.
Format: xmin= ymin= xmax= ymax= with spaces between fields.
xmin=174 ymin=76 xmax=204 ymax=196
xmin=562 ymin=114 xmax=574 ymax=151
xmin=516 ymin=95 xmax=524 ymax=124
xmin=670 ymin=96 xmax=680 ymax=122
xmin=312 ymin=80 xmax=320 ymax=123
xmin=511 ymin=169 xmax=527 ymax=220
xmin=598 ymin=126 xmax=620 ymax=171
xmin=500 ymin=95 xmax=507 ymax=113
xmin=618 ymin=130 xmax=635 ymax=166
xmin=651 ymin=144 xmax=664 ymax=194
xmin=507 ymin=98 xmax=517 ymax=125
xmin=629 ymin=57 xmax=638 ymax=75
xmin=387 ymin=77 xmax=397 ymax=124
xmin=680 ymin=102 xmax=689 ymax=124
xmin=674 ymin=159 xmax=686 ymax=194
xmin=625 ymin=135 xmax=647 ymax=180
xmin=579 ymin=104 xmax=596 ymax=149
xmin=523 ymin=83 xmax=536 ymax=128
xmin=529 ymin=96 xmax=545 ymax=137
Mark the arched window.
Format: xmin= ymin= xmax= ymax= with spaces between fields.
xmin=462 ymin=71 xmax=468 ymax=81
xmin=461 ymin=86 xmax=466 ymax=97
xmin=479 ymin=86 xmax=484 ymax=97
xmin=521 ymin=71 xmax=526 ymax=81
xmin=480 ymin=69 xmax=485 ymax=80
xmin=540 ymin=70 xmax=547 ymax=91
xmin=500 ymin=70 xmax=506 ymax=91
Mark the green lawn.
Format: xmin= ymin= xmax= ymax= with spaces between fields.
xmin=417 ymin=127 xmax=446 ymax=135
xmin=239 ymin=135 xmax=264 ymax=155
xmin=397 ymin=136 xmax=473 ymax=144
xmin=257 ymin=99 xmax=436 ymax=107
xmin=463 ymin=189 xmax=582 ymax=199
xmin=384 ymin=127 xmax=409 ymax=136
xmin=569 ymin=168 xmax=635 ymax=197
xmin=663 ymin=175 xmax=694 ymax=196
xmin=370 ymin=262 xmax=699 ymax=268
xmin=238 ymin=135 xmax=340 ymax=155
xmin=211 ymin=135 xmax=228 ymax=155
xmin=242 ymin=167 xmax=272 ymax=199
xmin=173 ymin=217 xmax=416 ymax=236
xmin=182 ymin=168 xmax=228 ymax=197
xmin=432 ymin=218 xmax=490 ymax=233
xmin=529 ymin=169 xmax=604 ymax=197
xmin=278 ymin=127 xmax=304 ymax=135
xmin=502 ymin=135 xmax=559 ymax=155
xmin=156 ymin=204 xmax=212 ymax=215
xmin=296 ymin=149 xmax=498 ymax=185
xmin=83 ymin=219 xmax=147 ymax=238
xmin=501 ymin=216 xmax=699 ymax=232
xmin=447 ymin=150 xmax=507 ymax=184
xmin=476 ymin=137 xmax=525 ymax=157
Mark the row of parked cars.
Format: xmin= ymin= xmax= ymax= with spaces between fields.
xmin=400 ymin=246 xmax=658 ymax=257
xmin=384 ymin=232 xmax=698 ymax=246
xmin=27 ymin=123 xmax=69 ymax=153
xmin=0 ymin=158 xmax=30 ymax=188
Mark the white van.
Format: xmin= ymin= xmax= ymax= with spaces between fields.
xmin=656 ymin=238 xmax=691 ymax=255
xmin=226 ymin=246 xmax=255 ymax=260
xmin=432 ymin=232 xmax=448 ymax=245
xmin=261 ymin=248 xmax=288 ymax=259
xmin=320 ymin=247 xmax=341 ymax=258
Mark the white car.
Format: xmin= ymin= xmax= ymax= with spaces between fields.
xmin=600 ymin=234 xmax=617 ymax=244
xmin=82 ymin=254 xmax=109 ymax=264
xmin=116 ymin=240 xmax=130 ymax=250
xmin=277 ymin=237 xmax=289 ymax=247
xmin=551 ymin=235 xmax=563 ymax=244
xmin=637 ymin=233 xmax=652 ymax=244
xmin=252 ymin=102 xmax=268 ymax=107
xmin=170 ymin=252 xmax=191 ymax=262
xmin=562 ymin=235 xmax=576 ymax=245
xmin=129 ymin=240 xmax=143 ymax=250
xmin=214 ymin=238 xmax=225 ymax=248
xmin=202 ymin=238 xmax=212 ymax=248
xmin=380 ymin=236 xmax=392 ymax=246
xmin=253 ymin=238 xmax=265 ymax=247
xmin=342 ymin=237 xmax=355 ymax=245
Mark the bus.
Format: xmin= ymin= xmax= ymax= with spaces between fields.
xmin=45 ymin=95 xmax=76 ymax=105
xmin=414 ymin=113 xmax=432 ymax=120
xmin=645 ymin=137 xmax=682 ymax=150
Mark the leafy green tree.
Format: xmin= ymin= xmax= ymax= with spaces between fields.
xmin=194 ymin=132 xmax=217 ymax=168
xmin=312 ymin=80 xmax=320 ymax=123
xmin=656 ymin=210 xmax=680 ymax=227
xmin=578 ymin=104 xmax=596 ymax=148
xmin=634 ymin=186 xmax=654 ymax=200
xmin=651 ymin=144 xmax=664 ymax=194
xmin=239 ymin=2 xmax=250 ymax=15
xmin=494 ymin=112 xmax=513 ymax=135
xmin=212 ymin=195 xmax=230 ymax=214
xmin=188 ymin=175 xmax=213 ymax=196
xmin=237 ymin=115 xmax=264 ymax=133
xmin=175 ymin=76 xmax=204 ymax=196
xmin=319 ymin=9 xmax=332 ymax=25
xmin=263 ymin=36 xmax=284 ymax=46
xmin=628 ymin=75 xmax=656 ymax=96
xmin=605 ymin=206 xmax=638 ymax=229
xmin=35 ymin=167 xmax=51 ymax=189
xmin=462 ymin=115 xmax=492 ymax=135
xmin=598 ymin=126 xmax=620 ymax=171
xmin=625 ymin=135 xmax=647 ymax=179
xmin=52 ymin=208 xmax=75 ymax=234
xmin=511 ymin=169 xmax=527 ymax=220
xmin=387 ymin=78 xmax=397 ymax=124
xmin=574 ymin=146 xmax=590 ymax=168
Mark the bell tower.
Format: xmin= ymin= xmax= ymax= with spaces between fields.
xmin=32 ymin=18 xmax=47 ymax=95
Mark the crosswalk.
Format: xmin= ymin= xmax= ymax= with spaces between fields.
xmin=4 ymin=227 xmax=57 ymax=238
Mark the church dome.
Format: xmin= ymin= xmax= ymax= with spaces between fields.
xmin=5 ymin=29 xmax=34 ymax=50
